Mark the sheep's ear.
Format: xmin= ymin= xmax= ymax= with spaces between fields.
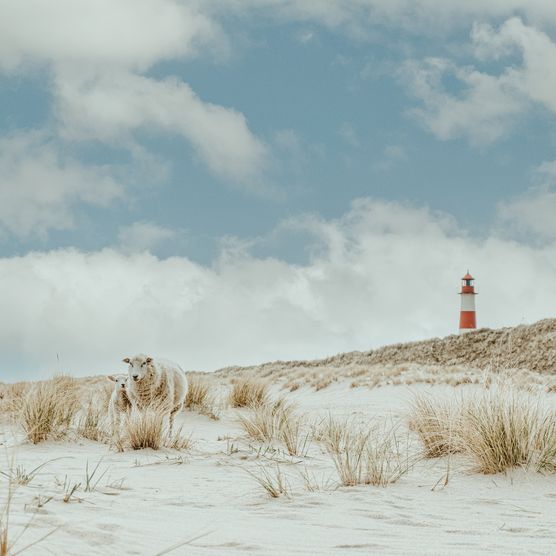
xmin=122 ymin=357 xmax=131 ymax=364
xmin=107 ymin=375 xmax=116 ymax=382
xmin=146 ymin=357 xmax=153 ymax=364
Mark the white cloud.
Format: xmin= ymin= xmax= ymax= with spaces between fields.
xmin=0 ymin=132 xmax=123 ymax=238
xmin=471 ymin=18 xmax=556 ymax=113
xmin=497 ymin=160 xmax=556 ymax=240
xmin=0 ymin=0 xmax=224 ymax=71
xmin=4 ymin=3 xmax=556 ymax=186
xmin=498 ymin=187 xmax=556 ymax=239
xmin=118 ymin=222 xmax=177 ymax=253
xmin=0 ymin=0 xmax=266 ymax=189
xmin=3 ymin=198 xmax=556 ymax=380
xmin=403 ymin=18 xmax=556 ymax=145
xmin=55 ymin=71 xmax=268 ymax=187
xmin=402 ymin=56 xmax=525 ymax=145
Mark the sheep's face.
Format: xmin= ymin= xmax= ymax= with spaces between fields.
xmin=123 ymin=355 xmax=153 ymax=382
xmin=108 ymin=374 xmax=127 ymax=391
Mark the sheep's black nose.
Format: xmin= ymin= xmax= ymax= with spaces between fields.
xmin=132 ymin=374 xmax=139 ymax=380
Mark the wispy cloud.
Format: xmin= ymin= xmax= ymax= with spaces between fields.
xmin=401 ymin=18 xmax=556 ymax=146
xmin=339 ymin=122 xmax=360 ymax=148
xmin=117 ymin=222 xmax=179 ymax=253
xmin=56 ymin=71 xmax=269 ymax=188
xmin=497 ymin=159 xmax=556 ymax=240
xmin=0 ymin=132 xmax=123 ymax=239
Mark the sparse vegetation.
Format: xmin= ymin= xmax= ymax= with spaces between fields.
xmin=247 ymin=464 xmax=290 ymax=498
xmin=322 ymin=419 xmax=412 ymax=487
xmin=409 ymin=395 xmax=461 ymax=458
xmin=185 ymin=374 xmax=210 ymax=409
xmin=460 ymin=388 xmax=556 ymax=474
xmin=410 ymin=386 xmax=556 ymax=474
xmin=237 ymin=399 xmax=289 ymax=443
xmin=237 ymin=399 xmax=311 ymax=457
xmin=314 ymin=415 xmax=351 ymax=454
xmin=1 ymin=343 xmax=556 ymax=556
xmin=0 ymin=483 xmax=10 ymax=556
xmin=185 ymin=375 xmax=220 ymax=420
xmin=280 ymin=411 xmax=311 ymax=457
xmin=167 ymin=426 xmax=193 ymax=451
xmin=62 ymin=481 xmax=81 ymax=503
xmin=0 ymin=459 xmax=62 ymax=487
xmin=125 ymin=408 xmax=166 ymax=451
xmin=1 ymin=458 xmax=57 ymax=553
xmin=77 ymin=399 xmax=107 ymax=442
xmin=84 ymin=459 xmax=109 ymax=492
xmin=122 ymin=407 xmax=193 ymax=451
xmin=0 ymin=382 xmax=29 ymax=417
xmin=298 ymin=467 xmax=336 ymax=492
xmin=229 ymin=378 xmax=269 ymax=408
xmin=20 ymin=376 xmax=80 ymax=443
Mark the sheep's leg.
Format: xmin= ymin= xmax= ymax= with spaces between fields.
xmin=168 ymin=411 xmax=175 ymax=437
xmin=117 ymin=412 xmax=123 ymax=440
xmin=168 ymin=404 xmax=182 ymax=437
xmin=110 ymin=408 xmax=117 ymax=440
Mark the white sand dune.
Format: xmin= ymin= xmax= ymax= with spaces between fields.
xmin=2 ymin=382 xmax=556 ymax=555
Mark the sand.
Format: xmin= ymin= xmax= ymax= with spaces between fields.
xmin=2 ymin=382 xmax=556 ymax=555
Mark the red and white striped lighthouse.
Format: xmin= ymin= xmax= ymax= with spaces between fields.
xmin=459 ymin=271 xmax=477 ymax=333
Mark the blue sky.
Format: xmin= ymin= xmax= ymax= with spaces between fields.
xmin=2 ymin=1 xmax=556 ymax=379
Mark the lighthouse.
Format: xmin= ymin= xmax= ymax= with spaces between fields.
xmin=459 ymin=271 xmax=477 ymax=333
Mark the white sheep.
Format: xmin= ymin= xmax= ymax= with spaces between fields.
xmin=123 ymin=354 xmax=188 ymax=435
xmin=107 ymin=374 xmax=132 ymax=438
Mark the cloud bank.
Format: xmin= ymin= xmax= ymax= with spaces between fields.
xmin=3 ymin=198 xmax=556 ymax=380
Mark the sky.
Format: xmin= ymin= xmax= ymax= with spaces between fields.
xmin=2 ymin=1 xmax=556 ymax=380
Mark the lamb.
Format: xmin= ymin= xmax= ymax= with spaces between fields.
xmin=107 ymin=374 xmax=132 ymax=438
xmin=123 ymin=354 xmax=188 ymax=435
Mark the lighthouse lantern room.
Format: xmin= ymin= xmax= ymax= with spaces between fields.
xmin=459 ymin=271 xmax=477 ymax=333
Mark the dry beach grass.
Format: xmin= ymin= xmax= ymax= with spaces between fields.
xmin=409 ymin=385 xmax=556 ymax=473
xmin=216 ymin=318 xmax=556 ymax=392
xmin=20 ymin=376 xmax=80 ymax=444
xmin=229 ymin=377 xmax=269 ymax=408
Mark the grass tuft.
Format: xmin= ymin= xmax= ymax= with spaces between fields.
xmin=167 ymin=426 xmax=194 ymax=451
xmin=77 ymin=399 xmax=108 ymax=442
xmin=321 ymin=419 xmax=412 ymax=487
xmin=461 ymin=388 xmax=556 ymax=474
xmin=185 ymin=375 xmax=220 ymax=420
xmin=410 ymin=385 xmax=556 ymax=474
xmin=121 ymin=407 xmax=193 ymax=452
xmin=124 ymin=408 xmax=166 ymax=451
xmin=229 ymin=378 xmax=269 ymax=408
xmin=247 ymin=464 xmax=290 ymax=498
xmin=0 ymin=382 xmax=29 ymax=417
xmin=238 ymin=399 xmax=311 ymax=456
xmin=20 ymin=376 xmax=80 ymax=443
xmin=409 ymin=395 xmax=461 ymax=458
